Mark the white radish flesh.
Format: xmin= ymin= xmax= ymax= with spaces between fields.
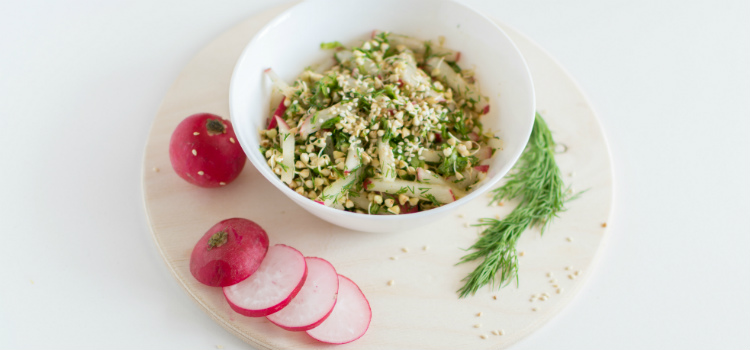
xmin=365 ymin=178 xmax=456 ymax=204
xmin=224 ymin=244 xmax=307 ymax=317
xmin=377 ymin=139 xmax=397 ymax=181
xmin=375 ymin=31 xmax=460 ymax=61
xmin=267 ymin=257 xmax=339 ymax=331
xmin=425 ymin=57 xmax=489 ymax=114
xmin=320 ymin=169 xmax=361 ymax=209
xmin=420 ymin=149 xmax=441 ymax=163
xmin=298 ymin=102 xmax=353 ymax=137
xmin=306 ymin=275 xmax=371 ymax=344
xmin=416 ymin=168 xmax=467 ymax=198
xmin=344 ymin=145 xmax=361 ymax=174
xmin=264 ymin=68 xmax=295 ymax=100
xmin=276 ymin=116 xmax=295 ymax=185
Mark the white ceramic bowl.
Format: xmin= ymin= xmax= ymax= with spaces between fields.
xmin=230 ymin=0 xmax=535 ymax=233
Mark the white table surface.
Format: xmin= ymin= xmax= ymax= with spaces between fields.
xmin=1 ymin=0 xmax=748 ymax=349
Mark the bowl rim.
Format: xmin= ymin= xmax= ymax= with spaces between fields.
xmin=229 ymin=0 xmax=536 ymax=223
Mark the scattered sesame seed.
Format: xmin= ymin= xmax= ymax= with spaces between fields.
xmin=575 ymin=270 xmax=582 ymax=276
xmin=602 ymin=222 xmax=607 ymax=228
xmin=390 ymin=256 xmax=397 ymax=260
xmin=568 ymin=274 xmax=575 ymax=280
xmin=193 ymin=132 xmax=200 ymax=136
xmin=474 ymin=324 xmax=481 ymax=328
xmin=423 ymin=245 xmax=429 ymax=251
xmin=565 ymin=266 xmax=572 ymax=271
xmin=497 ymin=202 xmax=504 ymax=206
xmin=230 ymin=137 xmax=236 ymax=144
xmin=491 ymin=330 xmax=499 ymax=336
xmin=518 ymin=251 xmax=525 ymax=257
xmin=401 ymin=247 xmax=409 ymax=253
xmin=494 ymin=214 xmax=500 ymax=219
xmin=476 ymin=312 xmax=482 ymax=317
xmin=568 ymin=172 xmax=574 ymax=177
xmin=556 ymin=288 xmax=563 ymax=294
xmin=549 ymin=279 xmax=557 ymax=284
xmin=531 ymin=294 xmax=538 ymax=299
xmin=219 ymin=182 xmax=226 ymax=186
xmin=387 ymin=280 xmax=395 ymax=286
xmin=566 ymin=237 xmax=573 ymax=242
xmin=198 ymin=171 xmax=204 ymax=176
xmin=464 ymin=223 xmax=470 ymax=228
xmin=458 ymin=214 xmax=464 ymax=218
xmin=30 ymin=279 xmax=34 ymax=284
xmin=492 ymin=295 xmax=497 ymax=300
xmin=497 ymin=330 xmax=505 ymax=336
xmin=532 ymin=307 xmax=538 ymax=312
xmin=546 ymin=272 xmax=553 ymax=277
xmin=192 ymin=149 xmax=197 ymax=156
xmin=553 ymin=284 xmax=559 ymax=288
xmin=480 ymin=335 xmax=487 ymax=340
xmin=153 ymin=167 xmax=160 ymax=172
xmin=540 ymin=296 xmax=548 ymax=301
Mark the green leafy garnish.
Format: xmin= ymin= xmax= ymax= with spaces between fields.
xmin=456 ymin=113 xmax=574 ymax=298
xmin=320 ymin=41 xmax=343 ymax=49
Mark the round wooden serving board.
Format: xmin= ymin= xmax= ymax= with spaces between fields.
xmin=142 ymin=4 xmax=613 ymax=350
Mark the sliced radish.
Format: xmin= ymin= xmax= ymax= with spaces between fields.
xmin=306 ymin=275 xmax=371 ymax=344
xmin=420 ymin=149 xmax=441 ymax=163
xmin=224 ymin=244 xmax=307 ymax=317
xmin=344 ymin=145 xmax=361 ymax=175
xmin=267 ymin=257 xmax=339 ymax=331
xmin=397 ymin=52 xmax=428 ymax=88
xmin=334 ymin=50 xmax=353 ymax=64
xmin=264 ymin=68 xmax=295 ymax=100
xmin=299 ymin=102 xmax=353 ymax=137
xmin=476 ymin=145 xmax=492 ymax=163
xmin=375 ymin=31 xmax=460 ymax=61
xmin=415 ymin=168 xmax=467 ymax=198
xmin=320 ymin=169 xmax=361 ymax=209
xmin=364 ymin=178 xmax=456 ymax=204
xmin=190 ymin=218 xmax=269 ymax=287
xmin=276 ymin=116 xmax=295 ymax=184
xmin=267 ymin=96 xmax=287 ymax=130
xmin=425 ymin=57 xmax=489 ymax=114
xmin=377 ymin=139 xmax=396 ymax=181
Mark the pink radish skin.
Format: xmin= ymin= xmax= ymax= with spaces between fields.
xmin=267 ymin=257 xmax=339 ymax=331
xmin=189 ymin=218 xmax=269 ymax=287
xmin=306 ymin=275 xmax=371 ymax=344
xmin=224 ymin=244 xmax=307 ymax=317
xmin=169 ymin=113 xmax=246 ymax=188
xmin=267 ymin=96 xmax=286 ymax=130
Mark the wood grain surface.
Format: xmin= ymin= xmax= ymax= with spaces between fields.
xmin=142 ymin=4 xmax=613 ymax=349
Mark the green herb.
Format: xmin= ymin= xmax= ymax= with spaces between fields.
xmin=446 ymin=60 xmax=462 ymax=74
xmin=320 ymin=41 xmax=343 ymax=49
xmin=456 ymin=113 xmax=573 ymax=298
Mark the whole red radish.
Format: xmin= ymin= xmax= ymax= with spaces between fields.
xmin=169 ymin=113 xmax=246 ymax=187
xmin=190 ymin=218 xmax=269 ymax=287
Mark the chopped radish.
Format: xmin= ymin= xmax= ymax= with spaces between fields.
xmin=449 ymin=167 xmax=488 ymax=190
xmin=306 ymin=275 xmax=371 ymax=344
xmin=275 ymin=116 xmax=296 ymax=184
xmin=298 ymin=102 xmax=353 ymax=137
xmin=267 ymin=96 xmax=287 ymax=130
xmin=264 ymin=68 xmax=295 ymax=99
xmin=425 ymin=57 xmax=489 ymax=114
xmin=224 ymin=244 xmax=307 ymax=317
xmin=334 ymin=50 xmax=353 ymax=64
xmin=397 ymin=52 xmax=429 ymax=88
xmin=169 ymin=113 xmax=246 ymax=188
xmin=267 ymin=257 xmax=339 ymax=331
xmin=320 ymin=169 xmax=361 ymax=209
xmin=377 ymin=139 xmax=396 ymax=181
xmin=474 ymin=164 xmax=489 ymax=173
xmin=349 ymin=191 xmax=374 ymax=212
xmin=190 ymin=218 xmax=269 ymax=287
xmin=364 ymin=178 xmax=456 ymax=204
xmin=374 ymin=31 xmax=460 ymax=61
xmin=415 ymin=168 xmax=468 ymax=198
xmin=344 ymin=145 xmax=361 ymax=174
xmin=476 ymin=146 xmax=492 ymax=164
xmin=359 ymin=57 xmax=379 ymax=76
xmin=420 ymin=149 xmax=441 ymax=163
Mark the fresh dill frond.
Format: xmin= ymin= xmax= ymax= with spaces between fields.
xmin=457 ymin=113 xmax=571 ymax=298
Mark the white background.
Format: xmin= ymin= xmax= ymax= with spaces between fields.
xmin=1 ymin=0 xmax=748 ymax=349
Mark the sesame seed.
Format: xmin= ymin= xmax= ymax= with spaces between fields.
xmin=532 ymin=307 xmax=538 ymax=312
xmin=387 ymin=280 xmax=395 ymax=286
xmin=401 ymin=247 xmax=409 ymax=253
xmin=474 ymin=324 xmax=481 ymax=328
xmin=518 ymin=251 xmax=525 ymax=257
xmin=480 ymin=335 xmax=487 ymax=340
xmin=491 ymin=330 xmax=499 ymax=336
xmin=390 ymin=256 xmax=397 ymax=260
xmin=464 ymin=223 xmax=470 ymax=228
xmin=566 ymin=237 xmax=573 ymax=242
xmin=423 ymin=245 xmax=429 ymax=251
xmin=192 ymin=149 xmax=197 ymax=156
xmin=575 ymin=270 xmax=582 ymax=276
xmin=193 ymin=132 xmax=199 ymax=136
xmin=497 ymin=330 xmax=505 ymax=336
xmin=565 ymin=266 xmax=572 ymax=271
xmin=553 ymin=284 xmax=559 ymax=288
xmin=568 ymin=274 xmax=575 ymax=280
xmin=497 ymin=202 xmax=504 ymax=206
xmin=602 ymin=222 xmax=607 ymax=228
xmin=458 ymin=214 xmax=464 ymax=218
xmin=197 ymin=171 xmax=204 ymax=176
xmin=492 ymin=295 xmax=497 ymax=300
xmin=153 ymin=167 xmax=160 ymax=172
xmin=476 ymin=312 xmax=482 ymax=317
xmin=219 ymin=182 xmax=226 ymax=186
xmin=556 ymin=288 xmax=563 ymax=294
xmin=549 ymin=279 xmax=557 ymax=284
xmin=230 ymin=137 xmax=235 ymax=144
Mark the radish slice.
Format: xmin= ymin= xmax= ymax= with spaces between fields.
xmin=276 ymin=116 xmax=295 ymax=184
xmin=267 ymin=257 xmax=339 ymax=331
xmin=306 ymin=275 xmax=371 ymax=344
xmin=267 ymin=96 xmax=286 ymax=130
xmin=320 ymin=169 xmax=361 ymax=209
xmin=344 ymin=145 xmax=361 ymax=174
xmin=364 ymin=178 xmax=456 ymax=204
xmin=375 ymin=31 xmax=460 ymax=61
xmin=377 ymin=139 xmax=396 ymax=181
xmin=420 ymin=149 xmax=441 ymax=162
xmin=190 ymin=218 xmax=269 ymax=287
xmin=425 ymin=57 xmax=489 ymax=114
xmin=416 ymin=168 xmax=468 ymax=198
xmin=224 ymin=244 xmax=307 ymax=317
xmin=298 ymin=102 xmax=353 ymax=137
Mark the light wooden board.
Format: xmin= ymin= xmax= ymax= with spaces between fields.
xmin=142 ymin=4 xmax=613 ymax=349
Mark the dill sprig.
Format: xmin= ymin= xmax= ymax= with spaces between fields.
xmin=457 ymin=113 xmax=569 ymax=298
